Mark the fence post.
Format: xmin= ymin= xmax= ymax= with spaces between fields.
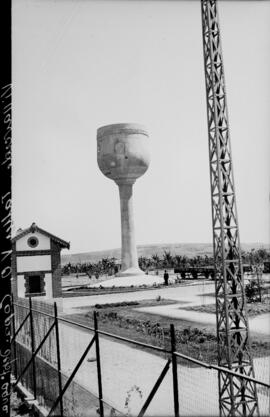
xmin=54 ymin=302 xmax=64 ymax=417
xmin=170 ymin=324 xmax=180 ymax=417
xmin=29 ymin=297 xmax=37 ymax=399
xmin=94 ymin=311 xmax=104 ymax=417
xmin=11 ymin=294 xmax=18 ymax=379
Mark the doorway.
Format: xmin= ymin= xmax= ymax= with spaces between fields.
xmin=26 ymin=274 xmax=45 ymax=296
xmin=29 ymin=275 xmax=42 ymax=293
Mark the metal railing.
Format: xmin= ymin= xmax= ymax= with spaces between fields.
xmin=11 ymin=297 xmax=270 ymax=417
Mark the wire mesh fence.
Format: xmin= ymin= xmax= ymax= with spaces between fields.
xmin=174 ymin=354 xmax=270 ymax=417
xmin=177 ymin=359 xmax=219 ymax=416
xmin=12 ymin=298 xmax=62 ymax=415
xmin=253 ymin=356 xmax=270 ymax=416
xmin=11 ymin=297 xmax=270 ymax=417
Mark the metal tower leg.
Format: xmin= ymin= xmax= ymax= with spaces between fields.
xmin=200 ymin=1 xmax=259 ymax=415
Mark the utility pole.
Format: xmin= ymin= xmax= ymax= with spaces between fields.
xmin=201 ymin=1 xmax=259 ymax=415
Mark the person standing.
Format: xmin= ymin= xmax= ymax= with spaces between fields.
xmin=163 ymin=270 xmax=169 ymax=286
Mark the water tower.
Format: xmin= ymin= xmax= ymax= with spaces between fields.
xmin=97 ymin=123 xmax=150 ymax=277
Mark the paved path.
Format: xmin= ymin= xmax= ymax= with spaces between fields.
xmin=63 ymin=281 xmax=270 ymax=337
xmin=62 ymin=281 xmax=215 ymax=314
xmin=136 ymin=304 xmax=270 ymax=335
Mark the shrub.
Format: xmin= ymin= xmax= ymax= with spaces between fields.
xmin=107 ymin=311 xmax=118 ymax=320
xmin=245 ymin=280 xmax=262 ymax=303
xmin=198 ymin=336 xmax=206 ymax=343
xmin=94 ymin=301 xmax=139 ymax=309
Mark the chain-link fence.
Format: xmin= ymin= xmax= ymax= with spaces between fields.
xmin=12 ymin=297 xmax=270 ymax=417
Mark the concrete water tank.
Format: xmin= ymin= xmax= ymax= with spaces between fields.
xmin=97 ymin=123 xmax=150 ymax=277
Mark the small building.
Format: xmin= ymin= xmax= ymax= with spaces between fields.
xmin=12 ymin=223 xmax=70 ymax=299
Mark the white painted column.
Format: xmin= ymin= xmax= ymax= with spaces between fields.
xmin=44 ymin=273 xmax=53 ymax=298
xmin=17 ymin=275 xmax=25 ymax=297
xmin=117 ymin=181 xmax=144 ymax=276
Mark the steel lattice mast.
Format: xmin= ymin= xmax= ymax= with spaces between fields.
xmin=201 ymin=1 xmax=259 ymax=415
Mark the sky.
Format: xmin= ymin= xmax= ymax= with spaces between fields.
xmin=12 ymin=0 xmax=270 ymax=254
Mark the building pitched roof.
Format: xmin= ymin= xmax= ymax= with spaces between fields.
xmin=12 ymin=223 xmax=70 ymax=249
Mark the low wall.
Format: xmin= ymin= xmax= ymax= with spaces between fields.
xmin=14 ymin=342 xmax=120 ymax=417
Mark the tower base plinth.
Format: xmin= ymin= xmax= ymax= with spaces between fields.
xmin=116 ymin=267 xmax=146 ymax=278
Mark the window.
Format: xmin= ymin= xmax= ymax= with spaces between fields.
xmin=27 ymin=236 xmax=39 ymax=248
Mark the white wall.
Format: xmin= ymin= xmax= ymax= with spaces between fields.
xmin=17 ymin=255 xmax=51 ymax=273
xmin=17 ymin=273 xmax=52 ymax=298
xmin=17 ymin=274 xmax=25 ymax=297
xmin=16 ymin=232 xmax=50 ymax=251
xmin=44 ymin=273 xmax=52 ymax=298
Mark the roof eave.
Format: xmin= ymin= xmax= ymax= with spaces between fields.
xmin=12 ymin=224 xmax=70 ymax=250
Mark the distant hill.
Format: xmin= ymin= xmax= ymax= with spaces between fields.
xmin=61 ymin=242 xmax=269 ymax=265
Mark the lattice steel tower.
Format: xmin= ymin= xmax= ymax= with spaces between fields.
xmin=201 ymin=1 xmax=259 ymax=415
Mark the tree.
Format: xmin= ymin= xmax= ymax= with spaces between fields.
xmin=245 ymin=280 xmax=262 ymax=303
xmin=251 ymin=264 xmax=264 ymax=303
xmin=138 ymin=256 xmax=149 ymax=271
xmin=162 ymin=251 xmax=174 ymax=269
xmin=174 ymin=255 xmax=183 ymax=269
xmin=85 ymin=263 xmax=94 ymax=280
xmin=247 ymin=248 xmax=269 ymax=303
xmin=151 ymin=254 xmax=161 ymax=272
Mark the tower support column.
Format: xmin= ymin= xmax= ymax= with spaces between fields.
xmin=117 ymin=180 xmax=143 ymax=276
